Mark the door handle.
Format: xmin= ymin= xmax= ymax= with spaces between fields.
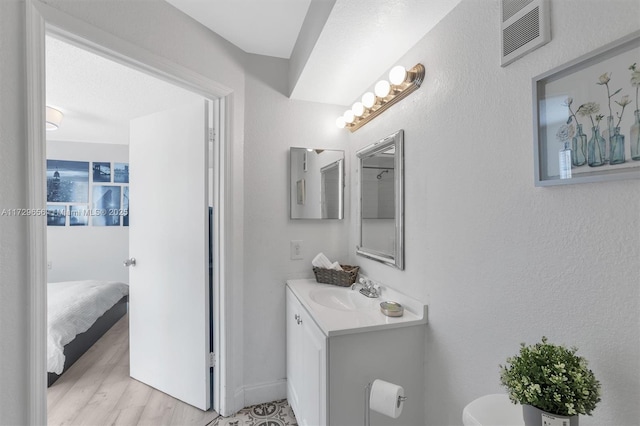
xmin=124 ymin=258 xmax=136 ymax=267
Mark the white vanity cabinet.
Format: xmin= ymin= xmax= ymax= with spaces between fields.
xmin=286 ymin=288 xmax=327 ymax=426
xmin=286 ymin=280 xmax=428 ymax=426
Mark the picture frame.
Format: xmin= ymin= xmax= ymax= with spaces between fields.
xmin=122 ymin=186 xmax=129 ymax=227
xmin=46 ymin=160 xmax=89 ymax=202
xmin=114 ymin=162 xmax=129 ymax=183
xmin=533 ymin=31 xmax=640 ymax=186
xmin=68 ymin=205 xmax=89 ymax=226
xmin=46 ymin=205 xmax=67 ymax=226
xmin=91 ymin=185 xmax=121 ymax=226
xmin=92 ymin=162 xmax=111 ymax=183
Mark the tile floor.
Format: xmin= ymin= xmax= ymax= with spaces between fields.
xmin=206 ymin=399 xmax=298 ymax=426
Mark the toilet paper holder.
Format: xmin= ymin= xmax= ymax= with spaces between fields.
xmin=364 ymin=381 xmax=408 ymax=426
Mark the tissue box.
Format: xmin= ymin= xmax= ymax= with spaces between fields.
xmin=312 ymin=265 xmax=360 ymax=287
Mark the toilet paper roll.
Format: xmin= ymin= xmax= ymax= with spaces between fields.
xmin=369 ymin=379 xmax=405 ymax=419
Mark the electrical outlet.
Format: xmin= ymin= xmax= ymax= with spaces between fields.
xmin=47 ymin=261 xmax=52 ymax=270
xmin=290 ymin=240 xmax=303 ymax=260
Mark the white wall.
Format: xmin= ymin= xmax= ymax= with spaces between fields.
xmin=46 ymin=140 xmax=129 ymax=283
xmin=3 ymin=1 xmax=638 ymax=424
xmin=0 ymin=0 xmax=250 ymax=422
xmin=347 ymin=1 xmax=640 ymax=425
xmin=0 ymin=2 xmax=30 ymax=424
xmin=1 ymin=1 xmax=348 ymax=421
xmin=243 ymin=54 xmax=350 ymax=404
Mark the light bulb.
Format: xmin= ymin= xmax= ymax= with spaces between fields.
xmin=336 ymin=117 xmax=346 ymax=128
xmin=352 ymin=102 xmax=365 ymax=117
xmin=362 ymin=92 xmax=376 ymax=108
xmin=389 ymin=65 xmax=407 ymax=85
xmin=374 ymin=80 xmax=391 ymax=98
xmin=343 ymin=110 xmax=355 ymax=124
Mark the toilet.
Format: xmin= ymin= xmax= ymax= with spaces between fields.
xmin=462 ymin=394 xmax=524 ymax=426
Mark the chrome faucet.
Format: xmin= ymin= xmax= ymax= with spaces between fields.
xmin=352 ymin=277 xmax=380 ymax=298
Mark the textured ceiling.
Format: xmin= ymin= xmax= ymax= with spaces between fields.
xmin=165 ymin=0 xmax=312 ymax=59
xmin=46 ymin=36 xmax=202 ymax=144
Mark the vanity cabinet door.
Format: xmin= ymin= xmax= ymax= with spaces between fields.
xmin=286 ymin=288 xmax=327 ymax=426
xmin=286 ymin=289 xmax=302 ymax=414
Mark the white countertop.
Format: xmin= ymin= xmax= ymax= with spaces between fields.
xmin=286 ymin=279 xmax=428 ymax=337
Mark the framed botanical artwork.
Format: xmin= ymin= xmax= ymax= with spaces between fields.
xmin=533 ymin=31 xmax=640 ymax=186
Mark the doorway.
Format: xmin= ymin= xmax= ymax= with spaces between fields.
xmin=26 ymin=2 xmax=232 ymax=423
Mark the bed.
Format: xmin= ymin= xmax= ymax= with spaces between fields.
xmin=47 ymin=280 xmax=129 ymax=386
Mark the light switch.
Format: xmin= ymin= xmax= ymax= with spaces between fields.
xmin=290 ymin=240 xmax=303 ymax=260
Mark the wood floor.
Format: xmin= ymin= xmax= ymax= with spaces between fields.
xmin=47 ymin=315 xmax=219 ymax=426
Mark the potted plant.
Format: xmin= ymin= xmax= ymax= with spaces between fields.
xmin=499 ymin=337 xmax=601 ymax=426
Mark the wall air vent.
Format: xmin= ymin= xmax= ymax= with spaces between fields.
xmin=500 ymin=0 xmax=550 ymax=67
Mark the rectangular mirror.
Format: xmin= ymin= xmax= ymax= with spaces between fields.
xmin=290 ymin=148 xmax=344 ymax=219
xmin=356 ymin=130 xmax=404 ymax=269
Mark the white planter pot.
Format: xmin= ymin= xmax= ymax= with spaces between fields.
xmin=522 ymin=405 xmax=579 ymax=426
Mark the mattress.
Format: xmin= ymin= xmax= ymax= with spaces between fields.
xmin=47 ymin=280 xmax=129 ymax=374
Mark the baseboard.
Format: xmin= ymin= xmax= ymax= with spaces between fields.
xmin=241 ymin=379 xmax=288 ymax=407
xmin=232 ymin=386 xmax=245 ymax=415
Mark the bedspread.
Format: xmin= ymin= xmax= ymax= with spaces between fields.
xmin=47 ymin=280 xmax=129 ymax=374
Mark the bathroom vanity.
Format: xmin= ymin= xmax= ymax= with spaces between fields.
xmin=286 ymin=279 xmax=428 ymax=426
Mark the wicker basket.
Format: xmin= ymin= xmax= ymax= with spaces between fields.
xmin=312 ymin=264 xmax=360 ymax=287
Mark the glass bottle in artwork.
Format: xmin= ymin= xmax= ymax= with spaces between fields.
xmin=588 ymin=127 xmax=606 ymax=167
xmin=609 ymin=127 xmax=625 ymax=165
xmin=605 ymin=115 xmax=614 ymax=162
xmin=571 ymin=124 xmax=587 ymax=166
xmin=559 ymin=141 xmax=572 ymax=179
xmin=631 ymin=110 xmax=640 ymax=161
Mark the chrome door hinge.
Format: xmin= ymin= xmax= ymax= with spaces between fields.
xmin=209 ymin=352 xmax=216 ymax=368
xmin=209 ymin=128 xmax=215 ymax=144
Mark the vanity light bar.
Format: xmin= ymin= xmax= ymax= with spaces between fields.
xmin=336 ymin=63 xmax=425 ymax=132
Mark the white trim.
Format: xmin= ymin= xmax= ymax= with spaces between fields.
xmin=26 ymin=1 xmax=48 ymax=424
xmin=213 ymin=96 xmax=233 ymax=416
xmin=242 ymin=379 xmax=288 ymax=407
xmin=219 ymin=94 xmax=242 ymax=415
xmin=234 ymin=385 xmax=246 ymax=412
xmin=26 ymin=0 xmax=235 ymax=420
xmin=217 ymin=92 xmax=246 ymax=416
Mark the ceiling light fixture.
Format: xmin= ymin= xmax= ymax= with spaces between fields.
xmin=46 ymin=106 xmax=64 ymax=131
xmin=337 ymin=63 xmax=425 ymax=132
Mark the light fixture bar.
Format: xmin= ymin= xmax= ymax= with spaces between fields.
xmin=341 ymin=63 xmax=425 ymax=132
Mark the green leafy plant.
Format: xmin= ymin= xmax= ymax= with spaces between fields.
xmin=499 ymin=337 xmax=601 ymax=417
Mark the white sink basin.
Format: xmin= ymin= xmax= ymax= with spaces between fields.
xmin=309 ymin=287 xmax=372 ymax=311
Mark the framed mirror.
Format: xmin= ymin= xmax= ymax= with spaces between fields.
xmin=290 ymin=148 xmax=344 ymax=219
xmin=356 ymin=130 xmax=404 ymax=269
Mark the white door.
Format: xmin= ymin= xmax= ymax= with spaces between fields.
xmin=128 ymin=101 xmax=211 ymax=410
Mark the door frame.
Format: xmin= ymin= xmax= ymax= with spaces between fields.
xmin=25 ymin=1 xmax=234 ymax=423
